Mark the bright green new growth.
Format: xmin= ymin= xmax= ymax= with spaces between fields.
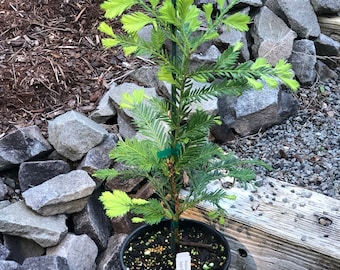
xmin=95 ymin=0 xmax=299 ymax=235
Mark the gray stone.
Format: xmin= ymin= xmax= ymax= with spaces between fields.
xmin=96 ymin=234 xmax=127 ymax=270
xmin=316 ymin=60 xmax=339 ymax=82
xmin=138 ymin=24 xmax=153 ymax=43
xmin=0 ymin=244 xmax=9 ymax=260
xmin=3 ymin=235 xmax=44 ymax=264
xmin=277 ymin=90 xmax=300 ymax=123
xmin=107 ymin=83 xmax=158 ymax=119
xmin=289 ymin=39 xmax=317 ymax=85
xmin=234 ymin=85 xmax=280 ymax=117
xmin=107 ymin=83 xmax=159 ymax=138
xmin=0 ymin=201 xmax=67 ymax=247
xmin=0 ymin=126 xmax=52 ymax=171
xmin=78 ymin=134 xmax=117 ymax=175
xmin=117 ymin=112 xmax=137 ymax=139
xmin=72 ymin=191 xmax=112 ymax=251
xmin=318 ymin=61 xmax=339 ymax=81
xmin=104 ymin=163 xmax=145 ymax=194
xmin=0 ymin=260 xmax=20 ymax=270
xmin=22 ymin=170 xmax=95 ymax=216
xmin=191 ymin=45 xmax=222 ymax=66
xmin=21 ymin=256 xmax=70 ymax=270
xmin=217 ymin=7 xmax=250 ymax=61
xmin=217 ymin=84 xmax=299 ymax=138
xmin=0 ymin=179 xmax=7 ymax=200
xmin=89 ymin=89 xmax=117 ymax=123
xmin=18 ymin=160 xmax=71 ymax=192
xmin=251 ymin=6 xmax=297 ymax=65
xmin=310 ymin=0 xmax=340 ymax=15
xmin=0 ymin=200 xmax=10 ymax=210
xmin=46 ymin=233 xmax=98 ymax=270
xmin=235 ymin=0 xmax=262 ymax=7
xmin=129 ymin=66 xmax=169 ymax=98
xmin=199 ymin=0 xmax=262 ymax=7
xmin=48 ymin=110 xmax=108 ymax=161
xmin=314 ymin=34 xmax=340 ymax=57
xmin=277 ymin=0 xmax=320 ymax=38
xmin=264 ymin=0 xmax=285 ymax=18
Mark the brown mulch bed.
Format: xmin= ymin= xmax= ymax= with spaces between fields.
xmin=0 ymin=0 xmax=131 ymax=137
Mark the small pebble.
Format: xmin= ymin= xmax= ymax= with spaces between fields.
xmin=223 ymin=73 xmax=339 ymax=199
xmin=301 ymin=235 xmax=307 ymax=241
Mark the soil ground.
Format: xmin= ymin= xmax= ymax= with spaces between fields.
xmin=0 ymin=0 xmax=129 ymax=137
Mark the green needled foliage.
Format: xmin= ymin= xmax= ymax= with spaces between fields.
xmin=95 ymin=0 xmax=300 ymax=248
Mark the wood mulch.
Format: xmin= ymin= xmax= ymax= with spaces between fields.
xmin=0 ymin=0 xmax=134 ymax=137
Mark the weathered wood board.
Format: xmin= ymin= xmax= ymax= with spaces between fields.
xmin=181 ymin=177 xmax=340 ymax=270
xmin=318 ymin=16 xmax=340 ymax=42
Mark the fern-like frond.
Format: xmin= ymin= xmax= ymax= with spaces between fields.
xmin=92 ymin=168 xmax=118 ymax=181
xmin=159 ymin=0 xmax=179 ymax=26
xmin=130 ymin=102 xmax=170 ymax=149
xmin=177 ymin=0 xmax=201 ymax=32
xmin=178 ymin=110 xmax=215 ymax=142
xmin=182 ymin=83 xmax=217 ymax=104
xmin=189 ymin=45 xmax=242 ymax=81
xmin=151 ymin=28 xmax=167 ymax=51
xmin=177 ymin=142 xmax=222 ymax=170
xmin=223 ymin=12 xmax=251 ymax=32
xmin=121 ymin=12 xmax=154 ymax=34
xmin=110 ymin=138 xmax=159 ymax=171
xmin=100 ymin=0 xmax=136 ymax=19
xmin=212 ymin=78 xmax=248 ymax=96
xmin=132 ymin=198 xmax=166 ymax=225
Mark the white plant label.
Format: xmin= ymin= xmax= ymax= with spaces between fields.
xmin=176 ymin=252 xmax=191 ymax=270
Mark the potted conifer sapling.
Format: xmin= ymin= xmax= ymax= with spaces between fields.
xmin=94 ymin=0 xmax=299 ymax=269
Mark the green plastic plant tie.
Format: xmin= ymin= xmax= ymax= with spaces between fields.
xmin=157 ymin=143 xmax=181 ymax=159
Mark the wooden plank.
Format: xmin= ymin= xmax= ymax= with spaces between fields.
xmin=181 ymin=177 xmax=340 ymax=270
xmin=318 ymin=16 xmax=340 ymax=42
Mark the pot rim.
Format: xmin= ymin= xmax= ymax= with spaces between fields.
xmin=119 ymin=218 xmax=231 ymax=270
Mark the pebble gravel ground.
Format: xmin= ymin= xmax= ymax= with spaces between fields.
xmin=224 ymin=68 xmax=340 ymax=199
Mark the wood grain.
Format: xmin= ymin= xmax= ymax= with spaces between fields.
xmin=318 ymin=16 xmax=340 ymax=42
xmin=181 ymin=177 xmax=340 ymax=269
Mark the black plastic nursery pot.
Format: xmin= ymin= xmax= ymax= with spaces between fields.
xmin=119 ymin=219 xmax=231 ymax=270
